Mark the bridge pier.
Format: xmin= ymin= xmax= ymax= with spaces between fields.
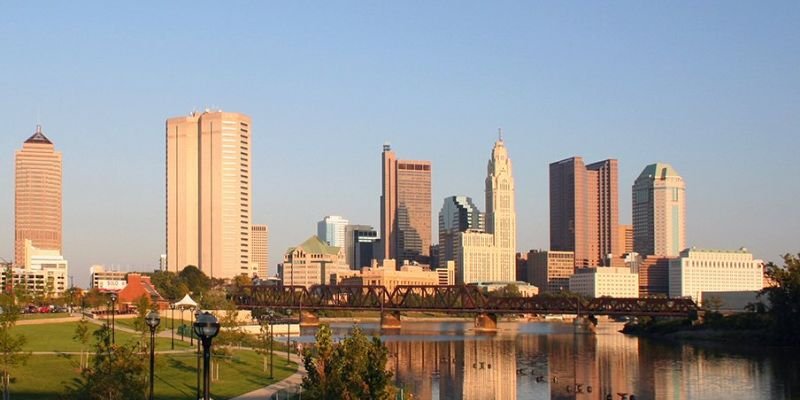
xmin=299 ymin=310 xmax=320 ymax=327
xmin=474 ymin=313 xmax=498 ymax=332
xmin=380 ymin=311 xmax=402 ymax=330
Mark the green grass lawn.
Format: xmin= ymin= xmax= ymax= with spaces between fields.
xmin=13 ymin=321 xmax=193 ymax=352
xmin=9 ymin=349 xmax=296 ymax=400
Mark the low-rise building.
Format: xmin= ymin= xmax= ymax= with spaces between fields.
xmin=90 ymin=265 xmax=127 ymax=290
xmin=625 ymin=253 xmax=670 ymax=297
xmin=116 ymin=273 xmax=169 ymax=311
xmin=470 ymin=281 xmax=539 ymax=297
xmin=569 ymin=267 xmax=639 ymax=298
xmin=527 ymin=250 xmax=575 ymax=294
xmin=2 ymin=239 xmax=69 ymax=297
xmin=668 ymin=247 xmax=763 ymax=303
xmin=436 ymin=261 xmax=455 ymax=286
xmin=341 ymin=259 xmax=440 ymax=292
xmin=278 ymin=236 xmax=353 ymax=288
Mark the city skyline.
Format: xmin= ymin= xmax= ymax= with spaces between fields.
xmin=1 ymin=3 xmax=798 ymax=286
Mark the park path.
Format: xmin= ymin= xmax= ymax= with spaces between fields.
xmin=230 ymin=352 xmax=306 ymax=400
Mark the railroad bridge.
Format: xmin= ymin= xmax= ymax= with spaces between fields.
xmin=234 ymin=285 xmax=699 ymax=331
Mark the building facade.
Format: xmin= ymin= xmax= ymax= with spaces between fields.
xmin=4 ymin=239 xmax=69 ymax=296
xmin=317 ymin=215 xmax=349 ymax=248
xmin=668 ymin=248 xmax=763 ymax=303
xmin=251 ymin=224 xmax=269 ymax=278
xmin=344 ymin=225 xmax=379 ymax=270
xmin=632 ymin=163 xmax=686 ymax=257
xmin=341 ymin=260 xmax=440 ymax=293
xmin=15 ymin=125 xmax=62 ymax=267
xmin=380 ymin=144 xmax=432 ymax=265
xmin=569 ymin=267 xmax=639 ymax=298
xmin=618 ymin=224 xmax=634 ymax=256
xmin=89 ymin=265 xmax=127 ymax=290
xmin=166 ymin=111 xmax=254 ymax=279
xmin=527 ymin=250 xmax=575 ymax=294
xmin=279 ymin=236 xmax=352 ymax=288
xmin=549 ymin=157 xmax=620 ymax=268
xmin=438 ymin=196 xmax=484 ymax=268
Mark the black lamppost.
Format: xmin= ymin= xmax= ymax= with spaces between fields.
xmin=169 ymin=303 xmax=176 ymax=350
xmin=195 ymin=310 xmax=201 ymax=400
xmin=109 ymin=293 xmax=117 ymax=345
xmin=265 ymin=309 xmax=275 ymax=379
xmin=145 ymin=311 xmax=161 ymax=400
xmin=190 ymin=307 xmax=196 ymax=346
xmin=194 ymin=312 xmax=220 ymax=400
xmin=179 ymin=306 xmax=185 ymax=341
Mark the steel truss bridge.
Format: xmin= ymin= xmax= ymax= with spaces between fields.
xmin=235 ymin=285 xmax=698 ymax=320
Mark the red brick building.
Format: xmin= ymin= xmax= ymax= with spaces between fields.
xmin=116 ymin=273 xmax=169 ymax=312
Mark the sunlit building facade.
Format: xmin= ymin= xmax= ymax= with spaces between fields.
xmin=632 ymin=163 xmax=686 ymax=257
xmin=15 ymin=125 xmax=62 ymax=267
xmin=668 ymin=247 xmax=763 ymax=303
xmin=166 ymin=111 xmax=254 ymax=279
xmin=251 ymin=224 xmax=269 ymax=278
xmin=380 ymin=144 xmax=432 ymax=265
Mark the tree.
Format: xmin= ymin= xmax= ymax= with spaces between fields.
xmin=200 ymin=289 xmax=231 ymax=310
xmin=0 ymin=295 xmax=29 ymax=400
xmin=73 ymin=317 xmax=91 ymax=370
xmin=149 ymin=271 xmax=188 ymax=302
xmin=178 ymin=266 xmax=211 ymax=295
xmin=490 ymin=284 xmax=521 ymax=298
xmin=760 ymin=253 xmax=800 ymax=345
xmin=302 ymin=324 xmax=395 ymax=400
xmin=132 ymin=295 xmax=153 ymax=346
xmin=65 ymin=325 xmax=147 ymax=400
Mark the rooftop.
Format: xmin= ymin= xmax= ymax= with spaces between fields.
xmin=24 ymin=125 xmax=52 ymax=145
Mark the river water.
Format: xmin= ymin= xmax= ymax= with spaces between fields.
xmin=298 ymin=320 xmax=800 ymax=400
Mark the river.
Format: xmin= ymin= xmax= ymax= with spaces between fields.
xmin=297 ymin=319 xmax=800 ymax=399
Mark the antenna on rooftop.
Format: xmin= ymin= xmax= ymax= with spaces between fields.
xmin=498 ymin=128 xmax=503 ymax=141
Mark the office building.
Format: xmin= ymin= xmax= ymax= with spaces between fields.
xmin=632 ymin=163 xmax=686 ymax=257
xmin=380 ymin=144 xmax=432 ymax=265
xmin=668 ymin=248 xmax=763 ymax=303
xmin=15 ymin=125 xmax=62 ymax=266
xmin=625 ymin=253 xmax=670 ymax=297
xmin=89 ymin=265 xmax=127 ymax=291
xmin=437 ymin=260 xmax=455 ymax=285
xmin=550 ymin=157 xmax=620 ymax=267
xmin=344 ymin=225 xmax=379 ymax=270
xmin=3 ymin=239 xmax=69 ymax=296
xmin=456 ymin=136 xmax=517 ymax=283
xmin=166 ymin=110 xmax=254 ymax=279
xmin=618 ymin=224 xmax=634 ymax=256
xmin=279 ymin=236 xmax=352 ymax=288
xmin=438 ymin=196 xmax=484 ymax=268
xmin=317 ymin=215 xmax=349 ymax=248
xmin=527 ymin=250 xmax=575 ymax=294
xmin=251 ymin=224 xmax=269 ymax=278
xmin=569 ymin=267 xmax=639 ymax=298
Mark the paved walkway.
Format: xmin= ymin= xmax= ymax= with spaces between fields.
xmin=230 ymin=352 xmax=306 ymax=400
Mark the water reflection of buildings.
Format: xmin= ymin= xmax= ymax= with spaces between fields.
xmin=387 ymin=338 xmax=516 ymax=400
xmin=373 ymin=321 xmax=782 ymax=400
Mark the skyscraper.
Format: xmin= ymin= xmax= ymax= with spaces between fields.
xmin=344 ymin=224 xmax=379 ymax=270
xmin=380 ymin=144 xmax=431 ymax=265
xmin=632 ymin=163 xmax=686 ymax=257
xmin=485 ymin=136 xmax=516 ymax=273
xmin=438 ymin=196 xmax=484 ymax=268
xmin=166 ymin=110 xmax=254 ymax=279
xmin=317 ymin=215 xmax=349 ymax=248
xmin=549 ymin=157 xmax=620 ymax=267
xmin=251 ymin=224 xmax=269 ymax=278
xmin=456 ymin=136 xmax=517 ymax=284
xmin=15 ymin=125 xmax=62 ymax=266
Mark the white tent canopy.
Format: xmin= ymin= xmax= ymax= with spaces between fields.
xmin=174 ymin=294 xmax=198 ymax=308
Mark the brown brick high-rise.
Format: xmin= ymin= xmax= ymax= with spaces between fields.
xmin=549 ymin=157 xmax=620 ymax=267
xmin=380 ymin=144 xmax=431 ymax=266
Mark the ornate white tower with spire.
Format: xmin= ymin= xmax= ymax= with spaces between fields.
xmin=485 ymin=130 xmax=516 ymax=281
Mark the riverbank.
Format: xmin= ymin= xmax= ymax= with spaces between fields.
xmin=620 ymin=313 xmax=794 ymax=347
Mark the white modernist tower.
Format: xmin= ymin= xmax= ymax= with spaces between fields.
xmin=485 ymin=136 xmax=517 ymax=281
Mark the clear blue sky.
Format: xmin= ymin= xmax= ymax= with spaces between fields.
xmin=1 ymin=2 xmax=798 ymax=287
